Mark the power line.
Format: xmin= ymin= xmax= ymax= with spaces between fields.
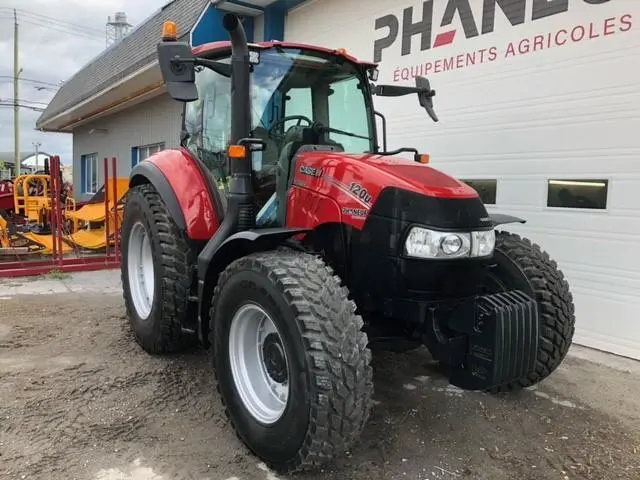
xmin=0 ymin=75 xmax=60 ymax=88
xmin=0 ymin=7 xmax=103 ymax=37
xmin=0 ymin=103 xmax=45 ymax=113
xmin=0 ymin=98 xmax=50 ymax=106
xmin=0 ymin=15 xmax=104 ymax=42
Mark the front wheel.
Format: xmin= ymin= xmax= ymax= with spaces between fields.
xmin=211 ymin=250 xmax=373 ymax=474
xmin=486 ymin=231 xmax=576 ymax=392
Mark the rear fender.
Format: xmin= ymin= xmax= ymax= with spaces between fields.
xmin=198 ymin=227 xmax=309 ymax=345
xmin=129 ymin=148 xmax=219 ymax=241
xmin=490 ymin=213 xmax=526 ymax=227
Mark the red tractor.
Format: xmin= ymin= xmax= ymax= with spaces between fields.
xmin=120 ymin=14 xmax=575 ymax=474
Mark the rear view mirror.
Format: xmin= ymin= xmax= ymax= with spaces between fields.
xmin=157 ymin=41 xmax=198 ymax=102
xmin=416 ymin=76 xmax=438 ymax=122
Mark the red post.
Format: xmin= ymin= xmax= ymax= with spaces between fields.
xmin=111 ymin=157 xmax=119 ymax=262
xmin=50 ymin=155 xmax=59 ymax=264
xmin=103 ymin=157 xmax=110 ymax=258
xmin=54 ymin=156 xmax=64 ymax=268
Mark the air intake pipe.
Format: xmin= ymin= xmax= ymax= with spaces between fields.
xmin=222 ymin=13 xmax=254 ymax=229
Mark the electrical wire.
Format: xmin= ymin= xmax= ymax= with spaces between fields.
xmin=0 ymin=7 xmax=103 ymax=38
xmin=0 ymin=76 xmax=61 ymax=88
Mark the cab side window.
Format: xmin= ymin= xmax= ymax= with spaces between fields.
xmin=183 ymin=58 xmax=232 ymax=200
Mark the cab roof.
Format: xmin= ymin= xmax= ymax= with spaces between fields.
xmin=192 ymin=40 xmax=378 ymax=68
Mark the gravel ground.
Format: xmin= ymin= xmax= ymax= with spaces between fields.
xmin=0 ymin=271 xmax=639 ymax=480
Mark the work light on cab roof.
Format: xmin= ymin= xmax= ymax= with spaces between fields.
xmin=162 ymin=20 xmax=177 ymax=41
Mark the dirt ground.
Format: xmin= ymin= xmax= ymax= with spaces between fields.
xmin=1 ymin=272 xmax=639 ymax=480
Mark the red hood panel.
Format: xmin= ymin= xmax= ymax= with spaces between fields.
xmin=296 ymin=152 xmax=478 ymax=199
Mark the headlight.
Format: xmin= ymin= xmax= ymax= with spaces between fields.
xmin=404 ymin=227 xmax=495 ymax=259
xmin=472 ymin=229 xmax=496 ymax=257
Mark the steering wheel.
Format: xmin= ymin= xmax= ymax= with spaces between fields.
xmin=268 ymin=115 xmax=313 ymax=142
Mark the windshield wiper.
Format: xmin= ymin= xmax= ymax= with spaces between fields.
xmin=319 ymin=125 xmax=371 ymax=140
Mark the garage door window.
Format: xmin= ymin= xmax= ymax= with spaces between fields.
xmin=547 ymin=179 xmax=608 ymax=210
xmin=460 ymin=179 xmax=497 ymax=205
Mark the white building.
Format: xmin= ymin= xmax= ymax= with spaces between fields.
xmin=37 ymin=0 xmax=640 ymax=359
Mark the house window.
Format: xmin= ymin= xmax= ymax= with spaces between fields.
xmin=132 ymin=142 xmax=165 ymax=167
xmin=81 ymin=153 xmax=98 ymax=194
xmin=547 ymin=179 xmax=608 ymax=210
xmin=460 ymin=179 xmax=497 ymax=205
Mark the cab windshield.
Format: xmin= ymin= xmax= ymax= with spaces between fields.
xmin=183 ymin=47 xmax=375 ymax=212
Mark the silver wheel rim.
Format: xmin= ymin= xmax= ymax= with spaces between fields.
xmin=228 ymin=303 xmax=289 ymax=424
xmin=127 ymin=222 xmax=155 ymax=320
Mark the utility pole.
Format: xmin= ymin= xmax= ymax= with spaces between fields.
xmin=33 ymin=141 xmax=41 ymax=170
xmin=13 ymin=9 xmax=20 ymax=177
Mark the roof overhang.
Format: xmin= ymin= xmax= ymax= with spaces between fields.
xmin=37 ymin=60 xmax=165 ymax=133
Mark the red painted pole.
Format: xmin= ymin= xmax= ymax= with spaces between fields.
xmin=111 ymin=157 xmax=119 ymax=262
xmin=50 ymin=155 xmax=58 ymax=265
xmin=104 ymin=157 xmax=110 ymax=259
xmin=55 ymin=156 xmax=64 ymax=268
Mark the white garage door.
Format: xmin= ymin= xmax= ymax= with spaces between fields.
xmin=285 ymin=0 xmax=640 ymax=360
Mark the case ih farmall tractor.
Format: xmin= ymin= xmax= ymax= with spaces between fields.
xmin=120 ymin=14 xmax=575 ymax=474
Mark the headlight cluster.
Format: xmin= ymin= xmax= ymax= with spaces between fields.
xmin=404 ymin=227 xmax=496 ymax=259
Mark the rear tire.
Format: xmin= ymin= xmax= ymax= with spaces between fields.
xmin=121 ymin=183 xmax=196 ymax=354
xmin=211 ymin=249 xmax=373 ymax=474
xmin=487 ymin=231 xmax=575 ymax=392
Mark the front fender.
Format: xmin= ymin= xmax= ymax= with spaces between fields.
xmin=490 ymin=213 xmax=526 ymax=227
xmin=197 ymin=227 xmax=309 ymax=345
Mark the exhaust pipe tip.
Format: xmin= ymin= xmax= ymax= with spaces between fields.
xmin=222 ymin=13 xmax=240 ymax=32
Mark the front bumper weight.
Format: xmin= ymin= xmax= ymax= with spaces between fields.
xmin=448 ymin=290 xmax=539 ymax=391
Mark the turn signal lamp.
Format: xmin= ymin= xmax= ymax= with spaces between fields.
xmin=227 ymin=144 xmax=247 ymax=159
xmin=417 ymin=154 xmax=430 ymax=164
xmin=162 ymin=21 xmax=177 ymax=41
xmin=336 ymin=48 xmax=347 ymax=55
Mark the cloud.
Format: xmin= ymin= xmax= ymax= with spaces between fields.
xmin=0 ymin=0 xmax=170 ymax=164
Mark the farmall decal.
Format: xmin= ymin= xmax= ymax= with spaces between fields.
xmin=373 ymin=0 xmax=633 ymax=81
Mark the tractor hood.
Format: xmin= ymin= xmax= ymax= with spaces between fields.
xmin=346 ymin=153 xmax=478 ymax=199
xmin=293 ymin=151 xmax=479 ymax=200
xmin=290 ymin=150 xmax=493 ymax=231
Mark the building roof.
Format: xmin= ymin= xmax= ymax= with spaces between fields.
xmin=0 ymin=152 xmax=53 ymax=165
xmin=36 ymin=0 xmax=209 ymax=129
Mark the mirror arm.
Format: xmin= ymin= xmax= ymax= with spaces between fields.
xmin=171 ymin=56 xmax=232 ymax=77
xmin=372 ymin=84 xmax=436 ymax=98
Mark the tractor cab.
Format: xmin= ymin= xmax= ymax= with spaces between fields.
xmin=157 ymin=18 xmax=438 ymax=229
xmin=180 ymin=44 xmax=375 ymax=226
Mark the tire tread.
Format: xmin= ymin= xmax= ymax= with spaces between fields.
xmin=121 ymin=183 xmax=195 ymax=354
xmin=210 ymin=249 xmax=373 ymax=473
xmin=492 ymin=231 xmax=575 ymax=392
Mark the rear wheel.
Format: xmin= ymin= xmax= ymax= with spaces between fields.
xmin=211 ymin=249 xmax=373 ymax=474
xmin=121 ymin=183 xmax=196 ymax=354
xmin=486 ymin=231 xmax=575 ymax=392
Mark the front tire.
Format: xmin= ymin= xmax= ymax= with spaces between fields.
xmin=121 ymin=183 xmax=196 ymax=354
xmin=487 ymin=231 xmax=575 ymax=392
xmin=211 ymin=250 xmax=373 ymax=474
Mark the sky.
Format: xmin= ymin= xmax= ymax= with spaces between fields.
xmin=0 ymin=0 xmax=170 ymax=164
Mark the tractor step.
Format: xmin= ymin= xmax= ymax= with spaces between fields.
xmin=447 ymin=290 xmax=539 ymax=391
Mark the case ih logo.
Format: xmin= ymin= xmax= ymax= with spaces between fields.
xmin=374 ymin=0 xmax=613 ymax=62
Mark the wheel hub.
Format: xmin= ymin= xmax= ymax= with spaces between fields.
xmin=127 ymin=222 xmax=155 ymax=320
xmin=263 ymin=333 xmax=288 ymax=383
xmin=228 ymin=304 xmax=290 ymax=425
